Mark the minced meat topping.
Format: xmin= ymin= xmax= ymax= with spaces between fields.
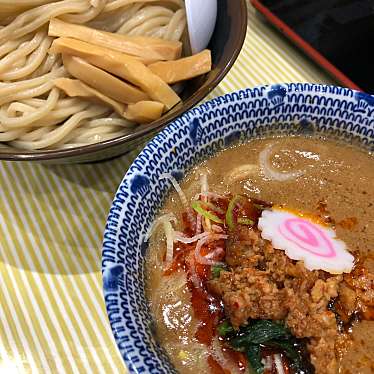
xmin=208 ymin=226 xmax=343 ymax=374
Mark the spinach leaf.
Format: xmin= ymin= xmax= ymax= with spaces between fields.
xmin=230 ymin=320 xmax=290 ymax=347
xmin=267 ymin=339 xmax=314 ymax=374
xmin=224 ymin=320 xmax=314 ymax=374
xmin=246 ymin=344 xmax=263 ymax=374
xmin=267 ymin=340 xmax=301 ymax=368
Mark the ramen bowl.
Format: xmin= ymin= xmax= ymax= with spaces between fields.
xmin=0 ymin=0 xmax=247 ymax=163
xmin=101 ymin=83 xmax=374 ymax=373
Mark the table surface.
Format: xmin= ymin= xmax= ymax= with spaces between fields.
xmin=0 ymin=4 xmax=334 ymax=374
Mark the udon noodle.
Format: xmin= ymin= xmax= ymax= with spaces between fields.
xmin=0 ymin=0 xmax=186 ymax=150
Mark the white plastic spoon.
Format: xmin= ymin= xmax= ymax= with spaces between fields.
xmin=185 ymin=0 xmax=218 ymax=54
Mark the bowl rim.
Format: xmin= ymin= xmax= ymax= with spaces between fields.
xmin=101 ymin=83 xmax=374 ymax=373
xmin=0 ymin=0 xmax=248 ymax=162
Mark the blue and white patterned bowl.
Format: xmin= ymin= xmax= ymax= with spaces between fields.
xmin=101 ymin=84 xmax=374 ymax=373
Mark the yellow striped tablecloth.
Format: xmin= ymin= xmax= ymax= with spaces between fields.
xmin=0 ymin=4 xmax=334 ymax=374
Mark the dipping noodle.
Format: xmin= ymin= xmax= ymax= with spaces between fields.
xmin=0 ymin=1 xmax=211 ymax=150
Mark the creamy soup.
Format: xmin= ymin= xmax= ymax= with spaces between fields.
xmin=146 ymin=137 xmax=374 ymax=374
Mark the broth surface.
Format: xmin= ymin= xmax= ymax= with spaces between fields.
xmin=146 ymin=136 xmax=374 ymax=373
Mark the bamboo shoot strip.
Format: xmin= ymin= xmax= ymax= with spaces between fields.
xmin=62 ymin=55 xmax=149 ymax=104
xmin=149 ymin=50 xmax=212 ymax=84
xmin=48 ymin=18 xmax=182 ymax=61
xmin=51 ymin=38 xmax=181 ymax=110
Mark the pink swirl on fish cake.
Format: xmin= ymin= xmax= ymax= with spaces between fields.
xmin=279 ymin=218 xmax=336 ymax=258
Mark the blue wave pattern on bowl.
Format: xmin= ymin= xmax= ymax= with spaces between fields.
xmin=102 ymin=84 xmax=374 ymax=374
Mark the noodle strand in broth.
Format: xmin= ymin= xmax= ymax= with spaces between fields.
xmin=0 ymin=0 xmax=187 ymax=150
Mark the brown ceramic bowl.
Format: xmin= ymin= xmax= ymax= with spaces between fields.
xmin=0 ymin=0 xmax=248 ymax=163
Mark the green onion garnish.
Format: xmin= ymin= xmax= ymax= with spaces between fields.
xmin=211 ymin=264 xmax=226 ymax=279
xmin=226 ymin=195 xmax=247 ymax=230
xmin=191 ymin=200 xmax=224 ymax=223
xmin=217 ymin=320 xmax=234 ymax=337
xmin=237 ymin=217 xmax=254 ymax=226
